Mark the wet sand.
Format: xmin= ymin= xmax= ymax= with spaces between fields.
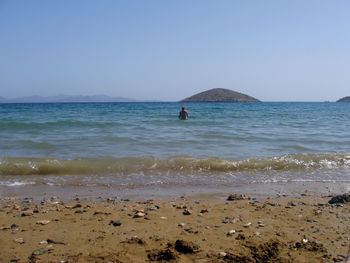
xmin=1 ymin=194 xmax=350 ymax=262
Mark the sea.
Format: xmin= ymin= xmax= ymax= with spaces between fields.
xmin=1 ymin=102 xmax=350 ymax=200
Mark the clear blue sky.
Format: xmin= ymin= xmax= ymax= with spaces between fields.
xmin=1 ymin=0 xmax=349 ymax=101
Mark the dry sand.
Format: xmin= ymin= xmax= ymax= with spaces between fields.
xmin=0 ymin=194 xmax=349 ymax=263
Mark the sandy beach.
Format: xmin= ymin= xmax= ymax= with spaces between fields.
xmin=1 ymin=194 xmax=349 ymax=263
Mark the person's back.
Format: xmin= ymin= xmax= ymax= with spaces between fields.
xmin=179 ymin=106 xmax=188 ymax=120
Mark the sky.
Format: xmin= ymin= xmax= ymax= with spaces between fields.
xmin=0 ymin=0 xmax=349 ymax=102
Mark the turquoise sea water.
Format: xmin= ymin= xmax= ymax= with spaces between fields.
xmin=1 ymin=102 xmax=350 ymax=199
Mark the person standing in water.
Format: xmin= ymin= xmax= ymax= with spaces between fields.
xmin=178 ymin=105 xmax=188 ymax=120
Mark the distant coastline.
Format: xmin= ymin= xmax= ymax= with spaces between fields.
xmin=0 ymin=95 xmax=138 ymax=103
xmin=1 ymin=93 xmax=349 ymax=103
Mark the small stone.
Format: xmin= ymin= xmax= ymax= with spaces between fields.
xmin=287 ymin=201 xmax=297 ymax=207
xmin=236 ymin=234 xmax=245 ymax=240
xmin=150 ymin=205 xmax=160 ymax=210
xmin=32 ymin=249 xmax=46 ymax=256
xmin=40 ymin=240 xmax=48 ymax=245
xmin=302 ymin=238 xmax=308 ymax=244
xmin=14 ymin=238 xmax=24 ymax=244
xmin=176 ymin=204 xmax=186 ymax=209
xmin=21 ymin=211 xmax=33 ymax=216
xmin=243 ymin=222 xmax=252 ymax=228
xmin=227 ymin=194 xmax=251 ymax=201
xmin=227 ymin=229 xmax=236 ymax=236
xmin=178 ymin=222 xmax=185 ymax=227
xmin=160 ymin=216 xmax=167 ymax=220
xmin=110 ymin=220 xmax=122 ymax=226
xmin=133 ymin=212 xmax=145 ymax=218
xmin=93 ymin=211 xmax=111 ymax=215
xmin=222 ymin=218 xmax=230 ymax=224
xmin=219 ymin=252 xmax=227 ymax=257
xmin=183 ymin=209 xmax=192 ymax=215
xmin=36 ymin=220 xmax=50 ymax=225
xmin=200 ymin=209 xmax=208 ymax=213
xmin=125 ymin=236 xmax=146 ymax=245
xmin=47 ymin=238 xmax=65 ymax=245
xmin=65 ymin=203 xmax=82 ymax=209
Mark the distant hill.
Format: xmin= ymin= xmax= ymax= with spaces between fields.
xmin=0 ymin=95 xmax=138 ymax=103
xmin=181 ymin=88 xmax=260 ymax=102
xmin=337 ymin=96 xmax=350 ymax=102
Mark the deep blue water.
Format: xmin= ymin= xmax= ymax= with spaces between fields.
xmin=1 ymin=102 xmax=349 ymax=159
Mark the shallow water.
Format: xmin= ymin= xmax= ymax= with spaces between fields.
xmin=1 ymin=102 xmax=350 ymax=199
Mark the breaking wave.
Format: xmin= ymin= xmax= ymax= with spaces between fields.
xmin=1 ymin=153 xmax=350 ymax=176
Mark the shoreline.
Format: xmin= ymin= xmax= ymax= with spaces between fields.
xmin=1 ymin=180 xmax=350 ymax=202
xmin=1 ymin=193 xmax=349 ymax=262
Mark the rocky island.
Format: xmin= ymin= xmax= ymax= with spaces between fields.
xmin=337 ymin=96 xmax=350 ymax=102
xmin=181 ymin=88 xmax=260 ymax=102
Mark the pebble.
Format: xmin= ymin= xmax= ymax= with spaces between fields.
xmin=66 ymin=203 xmax=82 ymax=209
xmin=21 ymin=211 xmax=33 ymax=216
xmin=236 ymin=234 xmax=245 ymax=240
xmin=227 ymin=229 xmax=236 ymax=236
xmin=14 ymin=238 xmax=24 ymax=244
xmin=36 ymin=220 xmax=50 ymax=225
xmin=47 ymin=238 xmax=66 ymax=245
xmin=150 ymin=205 xmax=160 ymax=210
xmin=160 ymin=216 xmax=167 ymax=220
xmin=243 ymin=222 xmax=252 ymax=228
xmin=183 ymin=209 xmax=192 ymax=215
xmin=222 ymin=218 xmax=230 ymax=224
xmin=219 ymin=252 xmax=227 ymax=257
xmin=110 ymin=220 xmax=122 ymax=226
xmin=178 ymin=222 xmax=185 ymax=227
xmin=133 ymin=212 xmax=145 ymax=218
xmin=32 ymin=249 xmax=46 ymax=256
xmin=40 ymin=240 xmax=48 ymax=245
xmin=227 ymin=194 xmax=251 ymax=201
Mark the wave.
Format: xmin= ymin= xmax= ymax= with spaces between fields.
xmin=1 ymin=153 xmax=350 ymax=176
xmin=0 ymin=120 xmax=127 ymax=131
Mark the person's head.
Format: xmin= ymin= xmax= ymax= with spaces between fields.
xmin=181 ymin=105 xmax=185 ymax=110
